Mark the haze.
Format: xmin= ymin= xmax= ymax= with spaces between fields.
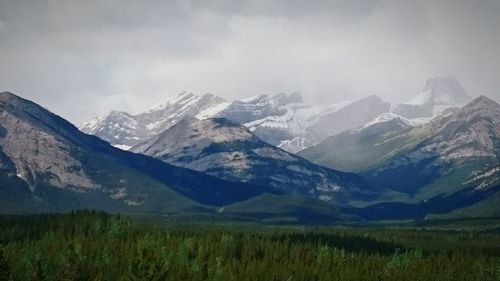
xmin=0 ymin=0 xmax=499 ymax=124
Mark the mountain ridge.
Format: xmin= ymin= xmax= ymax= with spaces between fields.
xmin=131 ymin=117 xmax=375 ymax=204
xmin=81 ymin=91 xmax=390 ymax=153
xmin=301 ymin=95 xmax=500 ymax=218
xmin=0 ymin=91 xmax=283 ymax=213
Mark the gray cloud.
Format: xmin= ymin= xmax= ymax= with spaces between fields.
xmin=0 ymin=0 xmax=499 ymax=124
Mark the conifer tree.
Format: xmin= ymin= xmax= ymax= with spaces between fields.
xmin=0 ymin=249 xmax=11 ymax=281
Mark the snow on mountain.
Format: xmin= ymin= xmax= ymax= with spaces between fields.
xmin=195 ymin=101 xmax=231 ymax=119
xmin=363 ymin=112 xmax=432 ymax=128
xmin=80 ymin=91 xmax=228 ymax=148
xmin=214 ymin=93 xmax=389 ymax=152
xmin=82 ymin=91 xmax=390 ymax=153
xmin=83 ymin=77 xmax=470 ymax=154
xmin=362 ymin=112 xmax=410 ymax=128
xmin=359 ymin=77 xmax=471 ymax=130
xmin=392 ymin=77 xmax=471 ymax=119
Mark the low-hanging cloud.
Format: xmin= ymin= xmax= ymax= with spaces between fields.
xmin=0 ymin=0 xmax=499 ymax=124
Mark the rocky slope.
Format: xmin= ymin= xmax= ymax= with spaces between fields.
xmin=0 ymin=92 xmax=280 ymax=214
xmin=367 ymin=96 xmax=499 ymax=194
xmin=131 ymin=117 xmax=374 ymax=204
xmin=302 ymin=96 xmax=500 ymax=218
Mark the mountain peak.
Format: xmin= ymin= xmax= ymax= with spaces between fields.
xmin=471 ymin=95 xmax=498 ymax=104
xmin=462 ymin=95 xmax=500 ymax=110
xmin=425 ymin=76 xmax=460 ymax=86
xmin=364 ymin=95 xmax=385 ymax=102
xmin=240 ymin=92 xmax=303 ymax=106
xmin=147 ymin=91 xmax=197 ymax=112
xmin=131 ymin=116 xmax=370 ymax=202
xmin=393 ymin=77 xmax=471 ymax=119
xmin=0 ymin=91 xmax=16 ymax=99
xmin=0 ymin=91 xmax=31 ymax=106
xmin=423 ymin=76 xmax=470 ymax=103
xmin=269 ymin=92 xmax=303 ymax=106
xmin=404 ymin=77 xmax=470 ymax=106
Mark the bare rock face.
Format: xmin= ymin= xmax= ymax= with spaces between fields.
xmin=131 ymin=117 xmax=374 ymax=204
xmin=0 ymin=92 xmax=97 ymax=192
xmin=0 ymin=109 xmax=96 ymax=191
xmin=408 ymin=95 xmax=500 ymax=162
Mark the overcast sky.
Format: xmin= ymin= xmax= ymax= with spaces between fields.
xmin=1 ymin=0 xmax=499 ymax=125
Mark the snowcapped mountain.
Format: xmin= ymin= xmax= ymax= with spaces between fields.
xmin=231 ymin=94 xmax=390 ymax=152
xmin=80 ymin=77 xmax=467 ymax=155
xmin=80 ymin=92 xmax=227 ymax=149
xmin=341 ymin=77 xmax=472 ymax=137
xmin=131 ymin=117 xmax=374 ymax=204
xmin=392 ymin=77 xmax=471 ymax=119
xmin=81 ymin=92 xmax=390 ymax=153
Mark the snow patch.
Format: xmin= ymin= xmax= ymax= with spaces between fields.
xmin=113 ymin=144 xmax=133 ymax=150
xmin=196 ymin=102 xmax=231 ymax=119
xmin=404 ymin=91 xmax=432 ymax=105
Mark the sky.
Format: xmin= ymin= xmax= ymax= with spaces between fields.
xmin=0 ymin=0 xmax=499 ymax=125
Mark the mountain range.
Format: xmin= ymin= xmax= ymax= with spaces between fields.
xmin=2 ymin=76 xmax=499 ymax=222
xmin=300 ymin=95 xmax=500 ymax=219
xmin=81 ymin=92 xmax=391 ymax=153
xmin=80 ymin=77 xmax=471 ymax=154
xmin=0 ymin=91 xmax=368 ymax=222
xmin=0 ymin=92 xmax=275 ymax=211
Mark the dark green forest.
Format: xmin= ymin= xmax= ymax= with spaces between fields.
xmin=0 ymin=211 xmax=499 ymax=281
